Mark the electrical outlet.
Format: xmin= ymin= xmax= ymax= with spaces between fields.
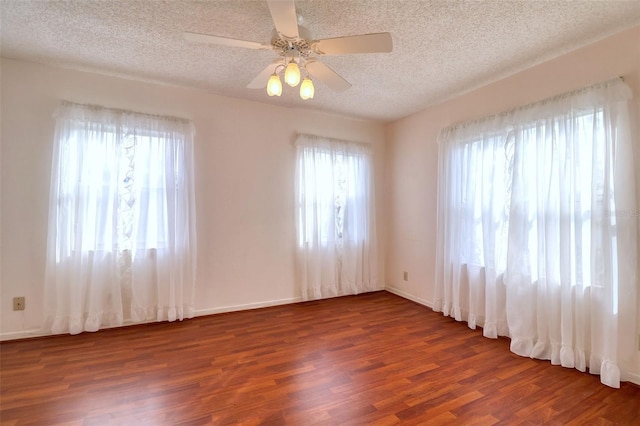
xmin=13 ymin=297 xmax=25 ymax=311
xmin=403 ymin=271 xmax=408 ymax=281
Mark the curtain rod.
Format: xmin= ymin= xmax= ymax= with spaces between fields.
xmin=58 ymin=100 xmax=192 ymax=125
xmin=443 ymin=76 xmax=626 ymax=133
xmin=295 ymin=133 xmax=369 ymax=148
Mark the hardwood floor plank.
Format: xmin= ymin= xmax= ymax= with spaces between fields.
xmin=2 ymin=291 xmax=639 ymax=425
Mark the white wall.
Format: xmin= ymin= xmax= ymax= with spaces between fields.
xmin=385 ymin=26 xmax=640 ymax=381
xmin=0 ymin=58 xmax=386 ymax=338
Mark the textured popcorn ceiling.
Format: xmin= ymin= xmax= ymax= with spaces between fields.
xmin=1 ymin=0 xmax=639 ymax=122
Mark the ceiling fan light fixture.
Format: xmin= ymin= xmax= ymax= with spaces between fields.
xmin=267 ymin=73 xmax=282 ymax=96
xmin=284 ymin=60 xmax=301 ymax=87
xmin=300 ymin=77 xmax=314 ymax=100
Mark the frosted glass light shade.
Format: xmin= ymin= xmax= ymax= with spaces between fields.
xmin=267 ymin=74 xmax=282 ymax=96
xmin=300 ymin=77 xmax=314 ymax=100
xmin=284 ymin=61 xmax=301 ymax=87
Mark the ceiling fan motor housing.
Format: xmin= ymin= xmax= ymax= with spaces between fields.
xmin=271 ymin=27 xmax=313 ymax=59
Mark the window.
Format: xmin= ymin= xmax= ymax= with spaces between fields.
xmin=57 ymin=128 xmax=167 ymax=255
xmin=44 ymin=103 xmax=197 ymax=335
xmin=460 ymin=111 xmax=607 ymax=287
xmin=296 ymin=148 xmax=364 ymax=247
xmin=295 ymin=134 xmax=378 ymax=300
xmin=434 ymin=79 xmax=636 ymax=388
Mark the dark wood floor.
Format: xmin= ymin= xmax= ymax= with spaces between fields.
xmin=1 ymin=291 xmax=639 ymax=425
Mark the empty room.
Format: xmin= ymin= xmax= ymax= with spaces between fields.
xmin=1 ymin=0 xmax=639 ymax=424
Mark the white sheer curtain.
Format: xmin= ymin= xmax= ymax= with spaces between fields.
xmin=434 ymin=79 xmax=637 ymax=387
xmin=295 ymin=134 xmax=378 ymax=300
xmin=44 ymin=102 xmax=197 ymax=335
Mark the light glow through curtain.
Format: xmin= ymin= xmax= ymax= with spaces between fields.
xmin=434 ymin=79 xmax=637 ymax=388
xmin=295 ymin=134 xmax=378 ymax=300
xmin=44 ymin=102 xmax=197 ymax=334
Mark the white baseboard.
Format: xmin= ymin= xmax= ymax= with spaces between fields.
xmin=385 ymin=285 xmax=433 ymax=309
xmin=0 ymin=329 xmax=47 ymax=341
xmin=0 ymin=296 xmax=304 ymax=342
xmin=627 ymin=371 xmax=640 ymax=386
xmin=194 ymin=296 xmax=303 ymax=317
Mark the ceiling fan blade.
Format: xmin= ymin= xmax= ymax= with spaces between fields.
xmin=247 ymin=61 xmax=282 ymax=89
xmin=184 ymin=32 xmax=271 ymax=50
xmin=305 ymin=60 xmax=351 ymax=92
xmin=266 ymin=0 xmax=299 ymax=39
xmin=312 ymin=32 xmax=393 ymax=55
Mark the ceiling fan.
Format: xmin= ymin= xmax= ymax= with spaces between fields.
xmin=184 ymin=0 xmax=393 ymax=100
